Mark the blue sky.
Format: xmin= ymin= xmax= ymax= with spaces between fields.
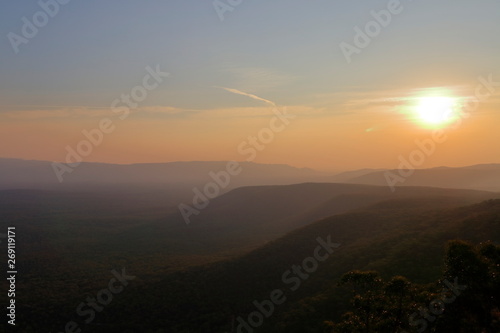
xmin=2 ymin=0 xmax=498 ymax=109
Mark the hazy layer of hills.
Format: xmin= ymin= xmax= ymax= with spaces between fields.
xmin=0 ymin=158 xmax=322 ymax=191
xmin=342 ymin=164 xmax=500 ymax=192
xmin=169 ymin=183 xmax=499 ymax=251
xmin=118 ymin=198 xmax=498 ymax=333
xmin=7 ymin=188 xmax=498 ymax=332
xmin=2 ymin=158 xmax=500 ymax=193
xmin=148 ymin=198 xmax=498 ymax=333
xmin=2 ymin=158 xmax=500 ymax=332
xmin=2 ymin=180 xmax=499 ymax=332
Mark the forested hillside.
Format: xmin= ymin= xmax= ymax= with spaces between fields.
xmin=12 ymin=197 xmax=498 ymax=332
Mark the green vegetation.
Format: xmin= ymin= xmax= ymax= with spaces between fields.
xmin=325 ymin=240 xmax=500 ymax=332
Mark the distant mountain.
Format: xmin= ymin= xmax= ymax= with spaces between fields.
xmin=4 ymin=158 xmax=500 ymax=194
xmin=0 ymin=157 xmax=326 ymax=191
xmin=341 ymin=164 xmax=500 ymax=191
xmin=328 ymin=168 xmax=386 ymax=182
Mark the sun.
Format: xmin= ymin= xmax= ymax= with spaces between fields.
xmin=415 ymin=96 xmax=458 ymax=127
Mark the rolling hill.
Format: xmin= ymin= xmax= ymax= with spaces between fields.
xmin=90 ymin=198 xmax=500 ymax=332
xmin=343 ymin=164 xmax=500 ymax=192
xmin=0 ymin=157 xmax=325 ymax=191
xmin=4 ymin=182 xmax=500 ymax=332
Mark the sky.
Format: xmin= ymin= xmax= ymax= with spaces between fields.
xmin=0 ymin=0 xmax=499 ymax=171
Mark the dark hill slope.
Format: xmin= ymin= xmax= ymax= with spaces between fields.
xmin=86 ymin=198 xmax=500 ymax=332
xmin=166 ymin=183 xmax=499 ymax=250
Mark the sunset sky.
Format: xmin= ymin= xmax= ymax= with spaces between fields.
xmin=1 ymin=0 xmax=499 ymax=171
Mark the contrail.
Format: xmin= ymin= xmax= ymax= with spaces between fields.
xmin=216 ymin=86 xmax=276 ymax=106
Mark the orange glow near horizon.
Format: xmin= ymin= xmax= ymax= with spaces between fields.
xmin=0 ymin=86 xmax=498 ymax=171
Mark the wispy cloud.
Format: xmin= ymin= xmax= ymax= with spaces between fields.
xmin=215 ymin=86 xmax=276 ymax=106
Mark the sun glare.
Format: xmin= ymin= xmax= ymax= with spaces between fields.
xmin=415 ymin=96 xmax=458 ymax=127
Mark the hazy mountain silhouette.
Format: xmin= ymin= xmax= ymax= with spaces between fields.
xmin=4 ymin=178 xmax=500 ymax=332
xmin=341 ymin=164 xmax=500 ymax=191
xmin=0 ymin=157 xmax=324 ymax=191
xmin=4 ymin=158 xmax=500 ymax=193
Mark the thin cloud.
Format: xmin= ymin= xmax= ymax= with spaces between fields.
xmin=216 ymin=86 xmax=276 ymax=106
